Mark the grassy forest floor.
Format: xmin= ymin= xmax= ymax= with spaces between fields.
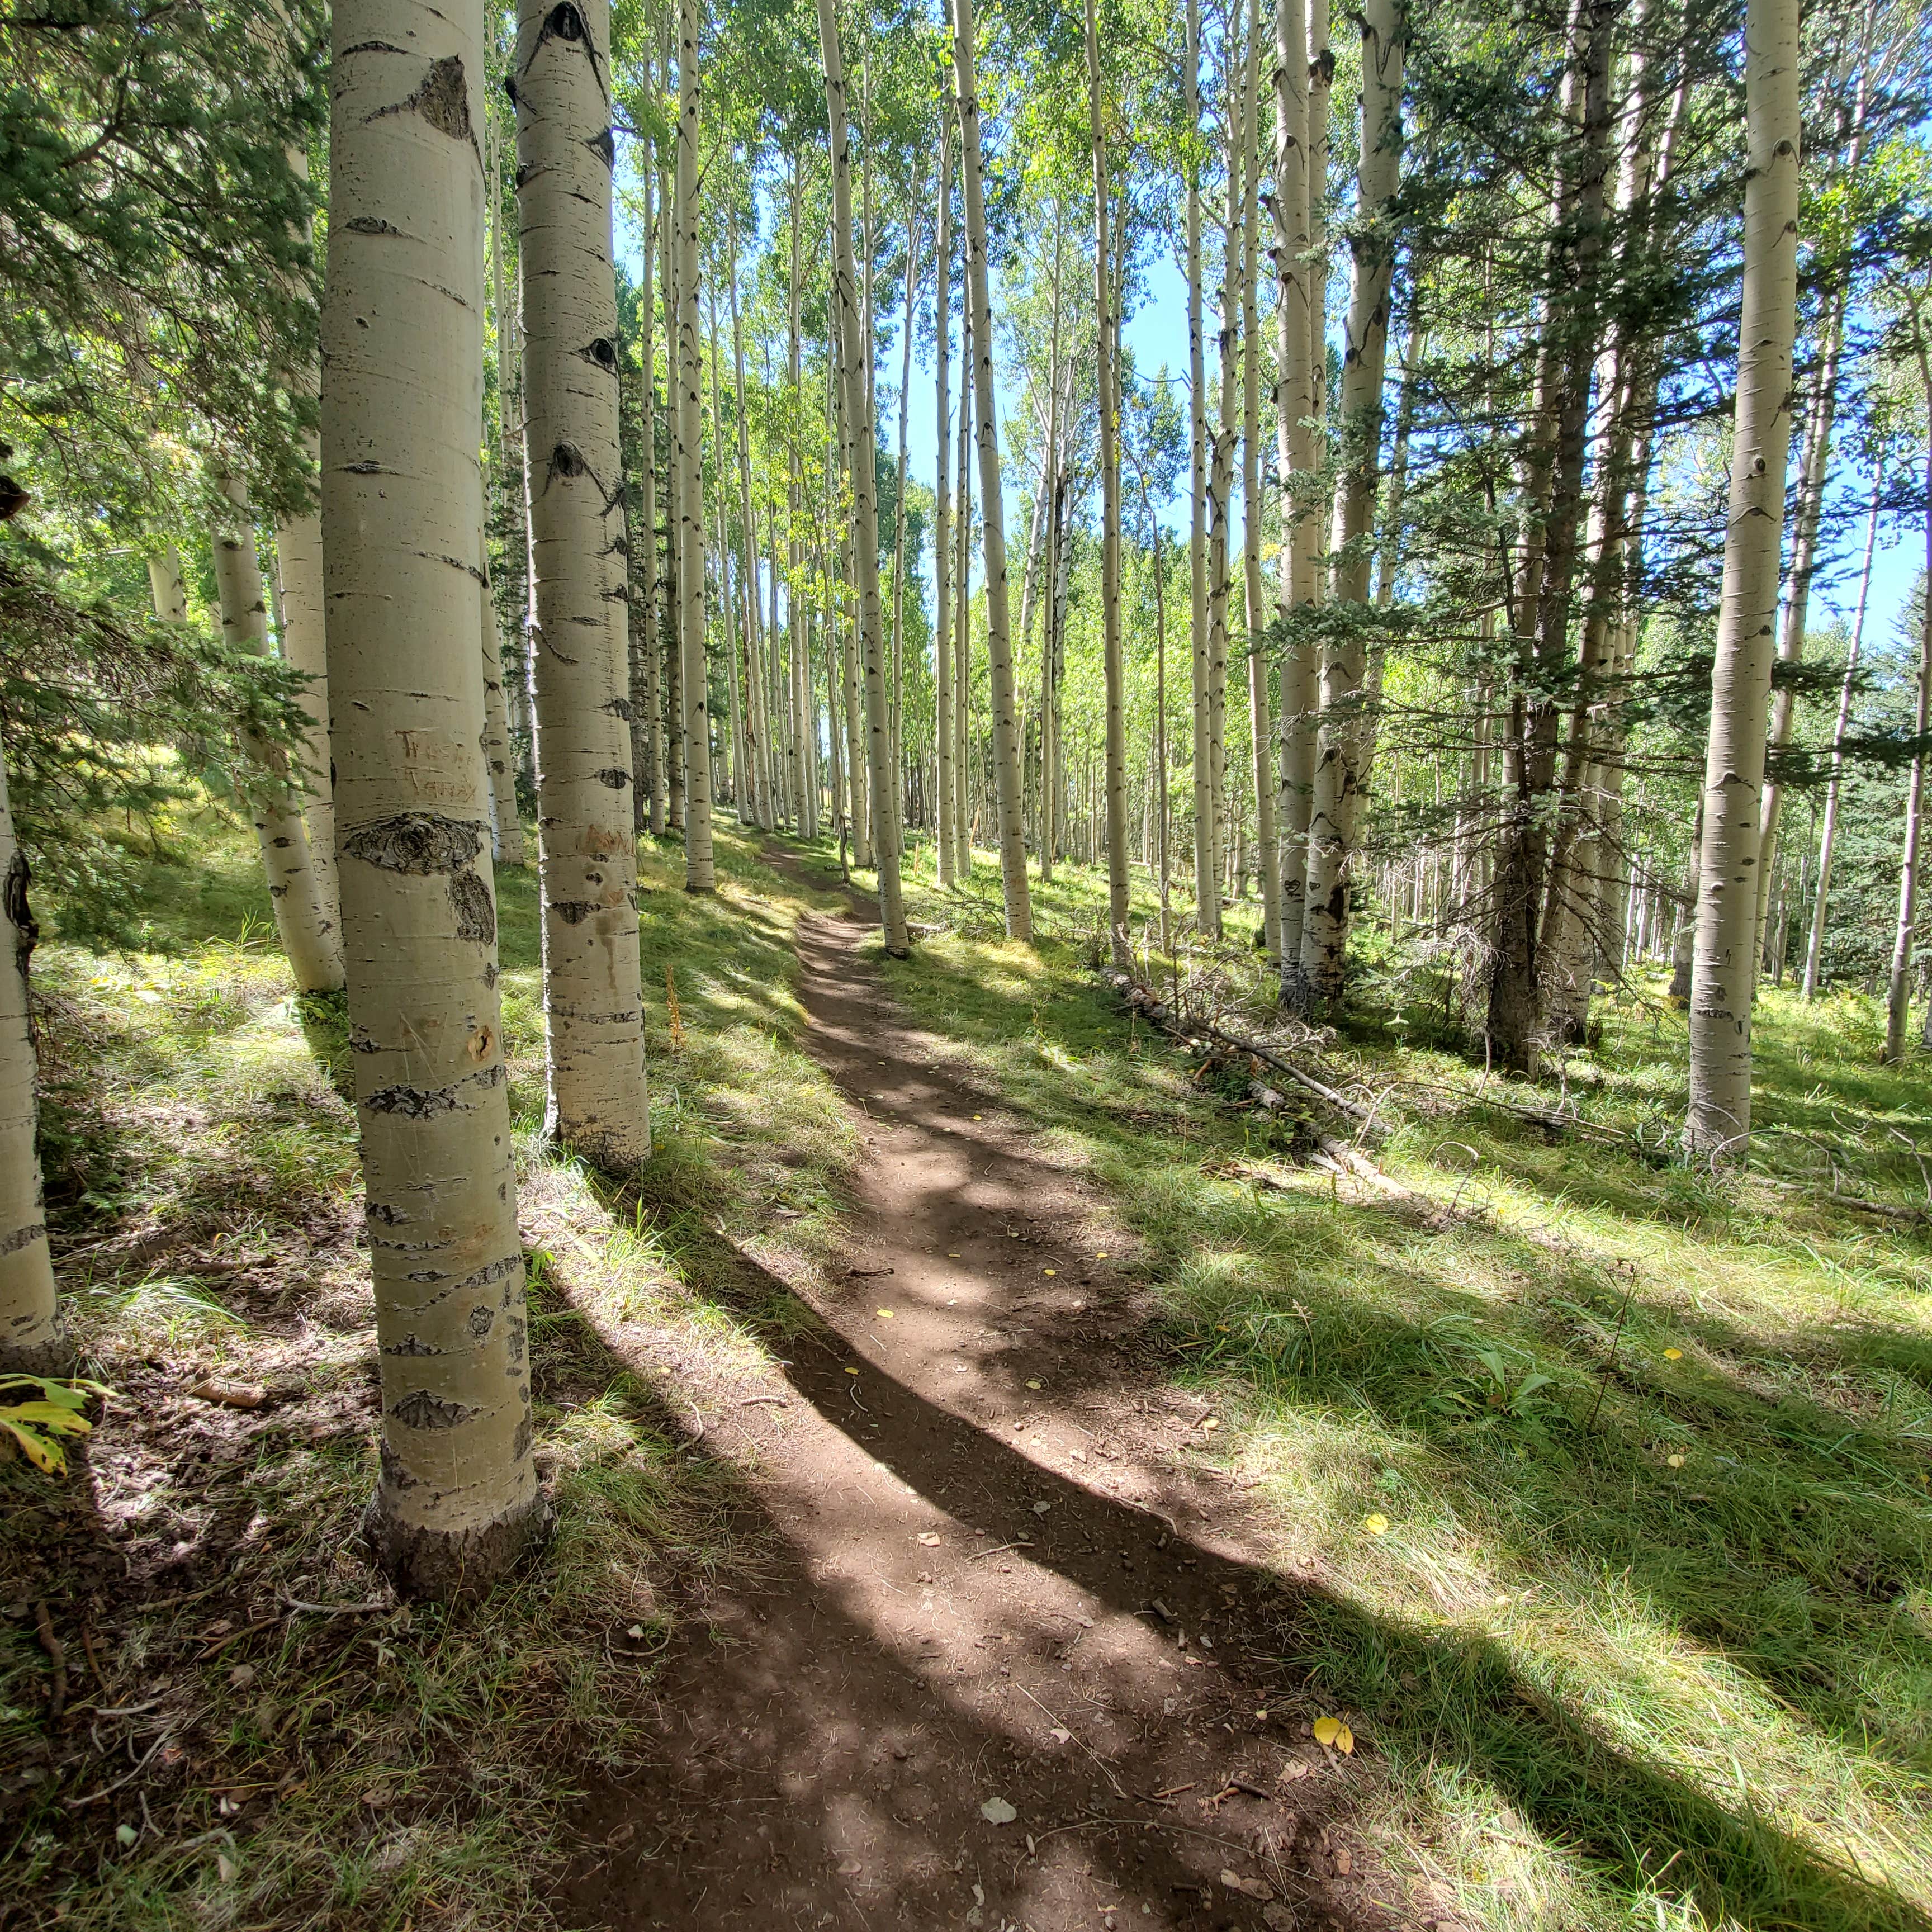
xmin=2 ymin=802 xmax=1929 ymax=1932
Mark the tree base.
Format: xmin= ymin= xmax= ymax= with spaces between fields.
xmin=0 ymin=1317 xmax=72 ymax=1378
xmin=361 ymin=1484 xmax=552 ymax=1602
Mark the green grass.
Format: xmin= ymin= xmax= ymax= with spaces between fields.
xmin=5 ymin=806 xmax=860 ymax=1931
xmin=823 ymin=834 xmax=1932 ymax=1932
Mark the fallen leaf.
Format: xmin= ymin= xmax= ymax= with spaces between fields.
xmin=1096 ymin=1252 xmax=1108 ymax=1259
xmin=1220 ymin=1870 xmax=1275 ymax=1901
xmin=1334 ymin=1846 xmax=1353 ymax=1875
xmin=1362 ymin=1512 xmax=1390 ymax=1536
xmin=844 ymin=1367 xmax=860 ymax=1376
xmin=948 ymin=1251 xmax=962 ymax=1257
xmin=228 ymin=1663 xmax=257 ymax=1689
xmin=1278 ymin=1760 xmax=1310 ymax=1782
xmin=981 ymin=1796 xmax=1017 ymax=1825
xmin=216 ymin=1854 xmax=237 ymax=1882
xmin=1313 ymin=1715 xmax=1355 ymax=1755
xmin=626 ymin=1624 xmax=646 ymax=1640
xmin=1043 ymin=1268 xmax=1057 ymax=1277
xmin=1666 ymin=1453 xmax=1685 ymax=1468
xmin=116 ymin=1822 xmax=138 ymax=1847
xmin=1049 ymin=1726 xmax=1072 ymax=1743
xmin=973 ymin=1114 xmax=983 ymax=1120
xmin=1663 ymin=1347 xmax=1683 ymax=1361
xmin=1200 ymin=1416 xmax=1219 ymax=1432
xmin=1025 ymin=1379 xmax=1043 ymax=1390
xmin=877 ymin=1309 xmax=895 ymax=1319
xmin=917 ymin=1532 xmax=941 ymax=1546
xmin=1032 ymin=1501 xmax=1052 ymax=1515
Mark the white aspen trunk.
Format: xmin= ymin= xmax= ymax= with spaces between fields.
xmin=480 ymin=556 xmax=525 ymax=864
xmin=728 ymin=217 xmax=769 ymax=831
xmin=890 ymin=192 xmax=921 ymax=835
xmin=0 ymin=742 xmax=61 ymax=1373
xmin=1238 ymin=5 xmax=1280 ymax=960
xmin=936 ymin=105 xmax=956 ymax=888
xmin=1186 ymin=0 xmax=1216 ymax=936
xmin=1803 ymin=470 xmax=1881 ymax=1000
xmin=1272 ymin=0 xmax=1313 ymax=987
xmin=1208 ymin=43 xmax=1239 ymax=925
xmin=952 ymin=0 xmax=1032 ymax=938
xmin=1034 ymin=213 xmax=1064 ymax=886
xmin=674 ymin=0 xmax=713 ymax=884
xmin=1885 ymin=319 xmax=1932 ymax=1061
xmin=274 ymin=478 xmax=340 ymax=934
xmin=514 ymin=0 xmax=651 ymax=1170
xmin=1685 ymin=0 xmax=1801 ymax=1158
xmin=211 ymin=476 xmax=344 ymax=995
xmin=954 ymin=312 xmax=973 ymax=878
xmin=636 ymin=94 xmax=666 ymax=837
xmin=1087 ymin=0 xmax=1131 ymax=965
xmin=1296 ymin=0 xmax=1400 ymax=1006
xmin=705 ymin=287 xmax=746 ymax=825
xmin=819 ymin=0 xmax=909 ymax=954
xmin=322 ymin=2 xmax=546 ymax=1595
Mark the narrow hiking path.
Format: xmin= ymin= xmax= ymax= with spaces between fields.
xmin=561 ymin=854 xmax=1394 ymax=1932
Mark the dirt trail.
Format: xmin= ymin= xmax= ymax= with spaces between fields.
xmin=565 ymin=864 xmax=1379 ymax=1931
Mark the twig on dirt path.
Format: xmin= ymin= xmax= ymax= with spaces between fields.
xmin=846 ymin=1265 xmax=896 ymax=1278
xmin=196 ymin=1616 xmax=278 ymax=1659
xmin=968 ymin=1540 xmax=1035 ymax=1561
xmin=277 ymin=1593 xmax=390 ymax=1616
xmin=64 ymin=1729 xmax=171 ymax=1807
xmin=1013 ymin=1682 xmax=1128 ymax=1798
xmin=848 ymin=1382 xmax=870 ymax=1413
xmin=34 ymin=1601 xmax=66 ymax=1721
xmin=683 ymin=1403 xmax=705 ymax=1447
xmin=68 ymin=1693 xmax=168 ymax=1720
xmin=737 ymin=1395 xmax=789 ymax=1408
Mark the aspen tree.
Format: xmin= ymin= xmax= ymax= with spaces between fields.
xmin=635 ymin=89 xmax=666 ymax=837
xmin=1208 ymin=31 xmax=1240 ymax=915
xmin=322 ymin=0 xmax=546 ymax=1595
xmin=1185 ymin=0 xmax=1216 ymax=935
xmin=514 ymin=0 xmax=650 ymax=1171
xmin=819 ymin=0 xmax=908 ymax=954
xmin=705 ymin=287 xmax=745 ymax=823
xmin=1297 ymin=0 xmax=1401 ymax=1007
xmin=1272 ymin=0 xmax=1314 ymax=986
xmin=1238 ymin=4 xmax=1280 ymax=959
xmin=954 ymin=301 xmax=974 ymax=878
xmin=0 ymin=741 xmax=60 ymax=1374
xmin=1087 ymin=0 xmax=1130 ymax=966
xmin=1685 ymin=0 xmax=1801 ymax=1159
xmin=1036 ymin=208 xmax=1065 ymax=886
xmin=952 ymin=0 xmax=1031 ymax=939
xmin=212 ymin=477 xmax=344 ymax=996
xmin=674 ymin=0 xmax=714 ymax=889
xmin=1884 ymin=303 xmax=1932 ymax=1064
xmin=935 ymin=103 xmax=956 ymax=887
xmin=729 ymin=207 xmax=770 ymax=831
xmin=479 ymin=558 xmax=524 ymax=865
xmin=1803 ymin=471 xmax=1881 ymax=1001
xmin=889 ymin=188 xmax=922 ymax=832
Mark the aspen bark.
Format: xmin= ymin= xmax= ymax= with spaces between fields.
xmin=954 ymin=302 xmax=973 ymax=878
xmin=1685 ymin=0 xmax=1801 ymax=1159
xmin=274 ymin=476 xmax=341 ymax=932
xmin=1087 ymin=0 xmax=1130 ymax=965
xmin=674 ymin=0 xmax=714 ymax=888
xmin=1272 ymin=0 xmax=1313 ymax=987
xmin=729 ymin=217 xmax=769 ymax=831
xmin=1803 ymin=471 xmax=1881 ymax=1000
xmin=514 ymin=0 xmax=650 ymax=1170
xmin=1296 ymin=0 xmax=1401 ymax=1006
xmin=636 ymin=95 xmax=666 ymax=836
xmin=936 ymin=106 xmax=956 ymax=888
xmin=0 ymin=742 xmax=60 ymax=1374
xmin=952 ymin=0 xmax=1031 ymax=938
xmin=820 ymin=0 xmax=908 ymax=954
xmin=1238 ymin=4 xmax=1280 ymax=960
xmin=480 ymin=556 xmax=525 ymax=865
xmin=212 ymin=477 xmax=344 ymax=996
xmin=322 ymin=0 xmax=546 ymax=1595
xmin=1884 ymin=316 xmax=1932 ymax=1063
xmin=1208 ymin=42 xmax=1239 ymax=923
xmin=1186 ymin=0 xmax=1216 ymax=936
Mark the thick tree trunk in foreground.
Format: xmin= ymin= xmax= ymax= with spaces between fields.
xmin=322 ymin=0 xmax=546 ymax=1596
xmin=212 ymin=477 xmax=344 ymax=995
xmin=952 ymin=0 xmax=1031 ymax=938
xmin=515 ymin=0 xmax=650 ymax=1171
xmin=1297 ymin=0 xmax=1401 ymax=1006
xmin=1685 ymin=0 xmax=1801 ymax=1160
xmin=0 ymin=743 xmax=61 ymax=1373
xmin=1088 ymin=0 xmax=1131 ymax=964
xmin=674 ymin=0 xmax=713 ymax=888
xmin=820 ymin=0 xmax=908 ymax=954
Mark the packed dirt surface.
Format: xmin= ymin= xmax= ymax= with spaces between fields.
xmin=563 ymin=858 xmax=1401 ymax=1932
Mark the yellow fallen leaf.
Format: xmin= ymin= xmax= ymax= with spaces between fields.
xmin=1043 ymin=1267 xmax=1057 ymax=1277
xmin=948 ymin=1251 xmax=962 ymax=1257
xmin=973 ymin=1114 xmax=982 ymax=1120
xmin=1666 ymin=1453 xmax=1685 ymax=1467
xmin=844 ymin=1367 xmax=860 ymax=1376
xmin=1200 ymin=1416 xmax=1219 ymax=1432
xmin=1312 ymin=1715 xmax=1354 ymax=1754
xmin=1362 ymin=1512 xmax=1390 ymax=1536
xmin=877 ymin=1309 xmax=894 ymax=1319
xmin=1663 ymin=1347 xmax=1683 ymax=1361
xmin=1096 ymin=1252 xmax=1108 ymax=1259
xmin=1025 ymin=1379 xmax=1042 ymax=1390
